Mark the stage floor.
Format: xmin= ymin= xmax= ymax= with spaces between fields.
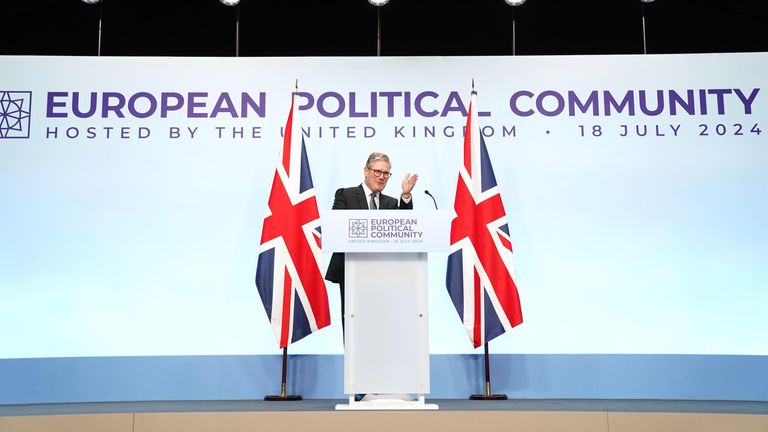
xmin=2 ymin=399 xmax=768 ymax=416
xmin=2 ymin=399 xmax=767 ymax=432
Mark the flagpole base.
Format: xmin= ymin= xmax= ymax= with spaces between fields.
xmin=469 ymin=393 xmax=508 ymax=401
xmin=264 ymin=394 xmax=303 ymax=401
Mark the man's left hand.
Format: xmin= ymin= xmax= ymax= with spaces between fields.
xmin=401 ymin=173 xmax=419 ymax=198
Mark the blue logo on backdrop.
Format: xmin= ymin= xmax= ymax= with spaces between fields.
xmin=349 ymin=219 xmax=368 ymax=238
xmin=0 ymin=91 xmax=32 ymax=139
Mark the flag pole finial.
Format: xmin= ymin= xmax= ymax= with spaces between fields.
xmin=294 ymin=79 xmax=299 ymax=95
xmin=471 ymin=79 xmax=477 ymax=95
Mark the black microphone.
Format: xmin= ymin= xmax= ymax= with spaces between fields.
xmin=424 ymin=190 xmax=438 ymax=210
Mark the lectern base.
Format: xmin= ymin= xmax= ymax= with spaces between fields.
xmin=336 ymin=394 xmax=439 ymax=411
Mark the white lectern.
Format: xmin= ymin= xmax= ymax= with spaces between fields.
xmin=324 ymin=210 xmax=450 ymax=410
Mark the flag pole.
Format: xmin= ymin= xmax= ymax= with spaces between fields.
xmin=265 ymin=347 xmax=303 ymax=401
xmin=469 ymin=342 xmax=508 ymax=400
xmin=452 ymin=79 xmax=520 ymax=401
xmin=468 ymin=79 xmax=506 ymax=400
xmin=264 ymin=80 xmax=304 ymax=402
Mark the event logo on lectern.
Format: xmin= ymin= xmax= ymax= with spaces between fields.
xmin=0 ymin=91 xmax=32 ymax=139
xmin=348 ymin=219 xmax=369 ymax=238
xmin=347 ymin=217 xmax=425 ymax=244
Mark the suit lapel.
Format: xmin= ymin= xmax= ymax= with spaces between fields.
xmin=353 ymin=185 xmax=368 ymax=209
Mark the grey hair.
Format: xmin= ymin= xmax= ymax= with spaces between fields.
xmin=366 ymin=152 xmax=390 ymax=168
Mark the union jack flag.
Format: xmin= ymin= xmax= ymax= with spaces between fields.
xmin=255 ymin=93 xmax=330 ymax=348
xmin=446 ymin=89 xmax=523 ymax=348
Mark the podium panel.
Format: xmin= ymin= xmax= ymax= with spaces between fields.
xmin=344 ymin=252 xmax=429 ymax=395
xmin=325 ymin=210 xmax=449 ymax=410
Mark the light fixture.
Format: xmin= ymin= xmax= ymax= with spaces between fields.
xmin=216 ymin=0 xmax=242 ymax=55
xmin=640 ymin=0 xmax=654 ymax=54
xmin=369 ymin=0 xmax=389 ymax=56
xmin=503 ymin=0 xmax=525 ymax=55
xmin=81 ymin=0 xmax=103 ymax=55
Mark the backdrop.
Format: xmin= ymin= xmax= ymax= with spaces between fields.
xmin=1 ymin=53 xmax=766 ymax=402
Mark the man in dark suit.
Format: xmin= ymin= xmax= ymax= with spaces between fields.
xmin=325 ymin=152 xmax=419 ymax=328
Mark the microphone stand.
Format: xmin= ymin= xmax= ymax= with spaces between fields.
xmin=424 ymin=190 xmax=438 ymax=210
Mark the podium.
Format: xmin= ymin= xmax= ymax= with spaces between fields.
xmin=324 ymin=210 xmax=450 ymax=410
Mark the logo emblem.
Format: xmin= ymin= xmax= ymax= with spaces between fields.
xmin=0 ymin=91 xmax=32 ymax=139
xmin=348 ymin=219 xmax=368 ymax=238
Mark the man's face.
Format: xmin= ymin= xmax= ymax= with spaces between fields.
xmin=363 ymin=160 xmax=391 ymax=193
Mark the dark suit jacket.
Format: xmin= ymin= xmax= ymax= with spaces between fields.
xmin=324 ymin=184 xmax=413 ymax=283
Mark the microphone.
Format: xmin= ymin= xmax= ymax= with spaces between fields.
xmin=424 ymin=190 xmax=438 ymax=210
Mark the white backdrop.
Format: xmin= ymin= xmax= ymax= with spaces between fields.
xmin=1 ymin=54 xmax=766 ymax=358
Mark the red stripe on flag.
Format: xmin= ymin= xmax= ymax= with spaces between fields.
xmin=473 ymin=267 xmax=482 ymax=347
xmin=463 ymin=102 xmax=473 ymax=176
xmin=498 ymin=233 xmax=513 ymax=252
xmin=280 ymin=268 xmax=292 ymax=348
xmin=282 ymin=100 xmax=294 ymax=175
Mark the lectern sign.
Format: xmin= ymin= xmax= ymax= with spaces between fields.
xmin=324 ymin=210 xmax=450 ymax=253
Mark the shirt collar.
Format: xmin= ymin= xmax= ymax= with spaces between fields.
xmin=361 ymin=182 xmax=376 ymax=198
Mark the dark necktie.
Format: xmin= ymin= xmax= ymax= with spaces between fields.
xmin=369 ymin=192 xmax=377 ymax=210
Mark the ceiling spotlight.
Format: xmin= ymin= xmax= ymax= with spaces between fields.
xmin=220 ymin=0 xmax=241 ymax=5
xmin=504 ymin=0 xmax=526 ymax=5
xmin=640 ymin=0 xmax=655 ymax=2
xmin=369 ymin=0 xmax=389 ymax=6
xmin=81 ymin=0 xmax=101 ymax=4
